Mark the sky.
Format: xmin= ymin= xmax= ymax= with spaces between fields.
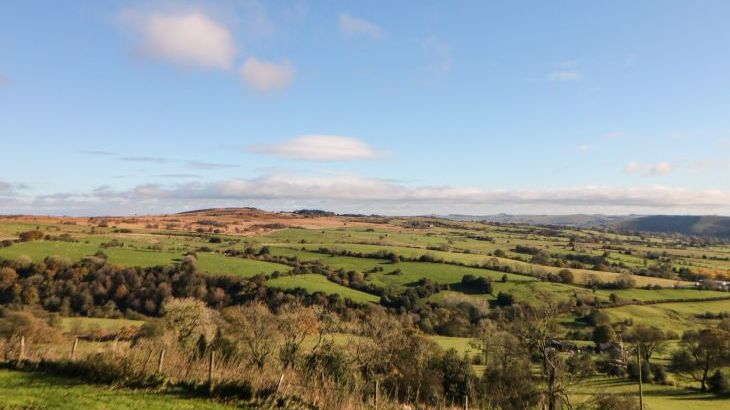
xmin=1 ymin=0 xmax=730 ymax=216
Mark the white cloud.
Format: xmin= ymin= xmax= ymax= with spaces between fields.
xmin=125 ymin=11 xmax=237 ymax=70
xmin=624 ymin=161 xmax=675 ymax=177
xmin=338 ymin=13 xmax=383 ymax=39
xmin=247 ymin=135 xmax=379 ymax=161
xmin=577 ymin=144 xmax=593 ymax=152
xmin=11 ymin=174 xmax=730 ymax=216
xmin=240 ymin=57 xmax=295 ymax=92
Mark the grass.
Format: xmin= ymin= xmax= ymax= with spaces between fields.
xmin=267 ymin=274 xmax=380 ymax=303
xmin=594 ymin=288 xmax=730 ymax=303
xmin=600 ymin=299 xmax=730 ymax=333
xmin=571 ymin=375 xmax=727 ymax=410
xmin=0 ymin=240 xmax=181 ymax=268
xmin=60 ymin=317 xmax=144 ymax=332
xmin=428 ymin=336 xmax=474 ymax=356
xmin=0 ymin=369 xmax=237 ymax=409
xmin=195 ymin=253 xmax=291 ymax=277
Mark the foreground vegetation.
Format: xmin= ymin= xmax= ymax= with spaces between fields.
xmin=1 ymin=210 xmax=730 ymax=408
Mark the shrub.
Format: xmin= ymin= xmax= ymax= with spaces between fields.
xmin=18 ymin=230 xmax=44 ymax=242
xmin=708 ymin=370 xmax=730 ymax=394
xmin=592 ymin=394 xmax=640 ymax=410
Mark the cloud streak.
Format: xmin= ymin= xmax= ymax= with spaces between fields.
xmin=624 ymin=161 xmax=674 ymax=177
xmin=338 ymin=13 xmax=383 ymax=39
xmin=247 ymin=135 xmax=381 ymax=161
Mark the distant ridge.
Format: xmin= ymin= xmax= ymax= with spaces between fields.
xmin=443 ymin=214 xmax=635 ymax=228
xmin=618 ymin=215 xmax=730 ymax=239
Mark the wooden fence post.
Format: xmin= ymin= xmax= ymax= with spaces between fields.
xmin=18 ymin=335 xmax=25 ymax=362
xmin=157 ymin=349 xmax=166 ymax=373
xmin=375 ymin=379 xmax=379 ymax=410
xmin=70 ymin=337 xmax=79 ymax=360
xmin=208 ymin=349 xmax=215 ymax=394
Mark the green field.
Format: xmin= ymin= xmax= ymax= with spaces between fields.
xmin=267 ymin=274 xmax=380 ymax=303
xmin=195 ymin=252 xmax=291 ymax=277
xmin=0 ymin=370 xmax=237 ymax=410
xmin=601 ymin=299 xmax=730 ymax=332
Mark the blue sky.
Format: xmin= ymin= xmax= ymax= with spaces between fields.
xmin=1 ymin=0 xmax=730 ymax=215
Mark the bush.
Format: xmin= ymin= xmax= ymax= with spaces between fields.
xmin=18 ymin=230 xmax=44 ymax=242
xmin=494 ymin=292 xmax=514 ymax=307
xmin=592 ymin=394 xmax=640 ymax=410
xmin=651 ymin=363 xmax=668 ymax=384
xmin=558 ymin=269 xmax=575 ymax=284
xmin=627 ymin=361 xmax=651 ymax=383
xmin=37 ymin=354 xmax=163 ymax=388
xmin=211 ymin=380 xmax=254 ymax=401
xmin=708 ymin=370 xmax=730 ymax=394
xmin=460 ymin=275 xmax=493 ymax=294
xmin=592 ymin=325 xmax=616 ymax=345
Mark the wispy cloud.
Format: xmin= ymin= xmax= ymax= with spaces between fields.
xmin=602 ymin=131 xmax=626 ymax=140
xmin=247 ymin=135 xmax=381 ymax=161
xmin=121 ymin=10 xmax=237 ymax=70
xmin=548 ymin=70 xmax=580 ymax=82
xmin=422 ymin=36 xmax=452 ymax=76
xmin=624 ymin=161 xmax=675 ymax=177
xmin=187 ymin=161 xmax=239 ymax=170
xmin=577 ymin=144 xmax=593 ymax=152
xmin=687 ymin=158 xmax=730 ymax=175
xmin=156 ymin=174 xmax=202 ymax=179
xmin=240 ymin=57 xmax=295 ymax=92
xmin=338 ymin=13 xmax=383 ymax=39
xmin=79 ymin=150 xmax=115 ymax=156
xmin=548 ymin=61 xmax=581 ymax=82
xmin=119 ymin=156 xmax=171 ymax=164
xmin=0 ymin=180 xmax=26 ymax=197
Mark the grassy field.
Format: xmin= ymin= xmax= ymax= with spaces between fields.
xmin=60 ymin=317 xmax=144 ymax=332
xmin=600 ymin=299 xmax=730 ymax=332
xmin=195 ymin=252 xmax=291 ymax=277
xmin=267 ymin=274 xmax=380 ymax=303
xmin=572 ymin=376 xmax=724 ymax=410
xmin=0 ymin=370 xmax=238 ymax=410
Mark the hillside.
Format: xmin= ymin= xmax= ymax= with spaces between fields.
xmin=619 ymin=215 xmax=730 ymax=239
xmin=444 ymin=214 xmax=636 ymax=227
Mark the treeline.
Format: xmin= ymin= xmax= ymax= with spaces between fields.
xmin=0 ymin=255 xmax=365 ymax=320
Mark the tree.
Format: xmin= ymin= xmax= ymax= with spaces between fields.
xmin=627 ymin=325 xmax=667 ymax=368
xmin=480 ymin=356 xmax=540 ymax=410
xmin=514 ymin=295 xmax=569 ymax=410
xmin=593 ymin=324 xmax=616 ymax=346
xmin=429 ymin=349 xmax=474 ymax=404
xmin=222 ymin=303 xmax=280 ymax=368
xmin=671 ymin=328 xmax=730 ymax=391
xmin=277 ymin=304 xmax=322 ymax=369
xmin=161 ymin=297 xmax=216 ymax=351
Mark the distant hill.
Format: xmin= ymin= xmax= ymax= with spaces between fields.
xmin=444 ymin=214 xmax=636 ymax=228
xmin=618 ymin=215 xmax=730 ymax=239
